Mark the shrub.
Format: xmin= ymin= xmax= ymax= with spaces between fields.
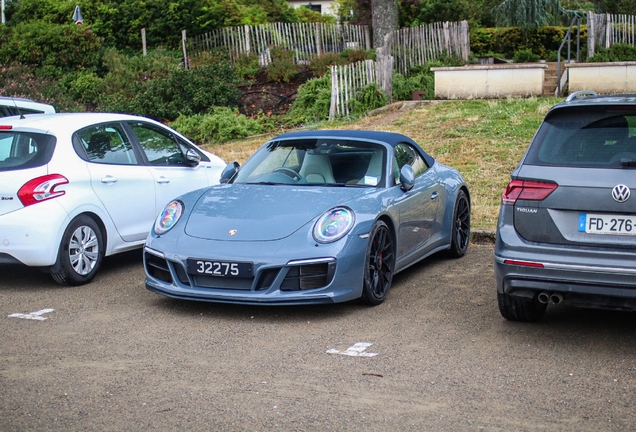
xmin=309 ymin=52 xmax=342 ymax=76
xmin=392 ymin=72 xmax=433 ymax=101
xmin=513 ymin=48 xmax=540 ymax=63
xmin=286 ymin=75 xmax=332 ymax=123
xmin=589 ymin=43 xmax=636 ymax=62
xmin=267 ymin=45 xmax=298 ymax=83
xmin=0 ymin=22 xmax=102 ymax=75
xmin=64 ymin=72 xmax=104 ymax=105
xmin=309 ymin=49 xmax=370 ymax=76
xmin=470 ymin=26 xmax=588 ymax=59
xmin=233 ymin=52 xmax=262 ymax=82
xmin=349 ymin=83 xmax=388 ymax=116
xmin=98 ymin=60 xmax=239 ymax=121
xmin=170 ymin=108 xmax=266 ymax=144
xmin=340 ymin=48 xmax=368 ymax=63
xmin=0 ymin=63 xmax=82 ymax=112
xmin=545 ymin=50 xmax=564 ymax=62
xmin=100 ymin=48 xmax=181 ymax=96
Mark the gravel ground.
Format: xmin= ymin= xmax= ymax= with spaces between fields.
xmin=1 ymin=243 xmax=635 ymax=431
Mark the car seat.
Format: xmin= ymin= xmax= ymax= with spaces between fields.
xmin=299 ymin=152 xmax=336 ymax=183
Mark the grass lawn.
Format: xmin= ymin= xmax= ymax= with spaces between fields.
xmin=204 ymin=96 xmax=563 ymax=231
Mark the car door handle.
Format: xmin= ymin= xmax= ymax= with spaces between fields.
xmin=101 ymin=175 xmax=118 ymax=184
xmin=156 ymin=176 xmax=170 ymax=184
xmin=431 ymin=191 xmax=439 ymax=200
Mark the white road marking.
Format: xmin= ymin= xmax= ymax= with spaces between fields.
xmin=8 ymin=308 xmax=55 ymax=321
xmin=326 ymin=342 xmax=378 ymax=357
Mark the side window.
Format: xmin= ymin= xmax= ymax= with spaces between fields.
xmin=76 ymin=124 xmax=137 ymax=165
xmin=129 ymin=122 xmax=186 ymax=166
xmin=393 ymin=143 xmax=429 ymax=183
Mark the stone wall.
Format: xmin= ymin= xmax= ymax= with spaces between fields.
xmin=566 ymin=62 xmax=636 ymax=94
xmin=431 ymin=64 xmax=547 ymax=99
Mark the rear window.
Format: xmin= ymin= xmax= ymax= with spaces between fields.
xmin=0 ymin=132 xmax=56 ymax=171
xmin=525 ymin=108 xmax=636 ymax=168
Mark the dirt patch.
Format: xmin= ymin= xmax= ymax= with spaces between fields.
xmin=236 ymin=68 xmax=313 ymax=117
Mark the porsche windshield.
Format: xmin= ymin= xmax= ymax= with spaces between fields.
xmin=233 ymin=139 xmax=387 ymax=187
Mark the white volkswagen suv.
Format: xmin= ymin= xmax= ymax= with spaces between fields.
xmin=0 ymin=113 xmax=226 ymax=285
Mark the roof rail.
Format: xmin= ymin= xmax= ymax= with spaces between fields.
xmin=566 ymin=90 xmax=597 ymax=102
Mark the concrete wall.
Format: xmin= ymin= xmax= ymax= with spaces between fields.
xmin=431 ymin=64 xmax=547 ymax=99
xmin=566 ymin=62 xmax=636 ymax=94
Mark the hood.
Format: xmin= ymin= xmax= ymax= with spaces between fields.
xmin=184 ymin=184 xmax=364 ymax=241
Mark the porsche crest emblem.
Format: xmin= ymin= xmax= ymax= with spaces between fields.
xmin=229 ymin=229 xmax=238 ymax=236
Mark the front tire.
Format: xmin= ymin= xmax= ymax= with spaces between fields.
xmin=360 ymin=220 xmax=395 ymax=306
xmin=51 ymin=215 xmax=104 ymax=286
xmin=497 ymin=292 xmax=547 ymax=322
xmin=448 ymin=189 xmax=470 ymax=258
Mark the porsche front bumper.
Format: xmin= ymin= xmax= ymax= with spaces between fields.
xmin=143 ymin=233 xmax=369 ymax=305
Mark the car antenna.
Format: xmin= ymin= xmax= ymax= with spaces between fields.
xmin=11 ymin=97 xmax=26 ymax=119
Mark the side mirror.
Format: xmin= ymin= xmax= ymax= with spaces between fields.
xmin=220 ymin=161 xmax=240 ymax=184
xmin=399 ymin=165 xmax=415 ymax=192
xmin=185 ymin=148 xmax=201 ymax=166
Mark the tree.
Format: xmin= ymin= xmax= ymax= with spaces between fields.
xmin=371 ymin=0 xmax=399 ymax=48
xmin=492 ymin=0 xmax=579 ymax=27
xmin=594 ymin=0 xmax=636 ymax=14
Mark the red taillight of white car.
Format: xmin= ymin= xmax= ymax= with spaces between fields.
xmin=501 ymin=179 xmax=558 ymax=205
xmin=18 ymin=174 xmax=69 ymax=207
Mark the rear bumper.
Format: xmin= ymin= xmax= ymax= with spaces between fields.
xmin=0 ymin=200 xmax=70 ymax=267
xmin=495 ymin=219 xmax=636 ymax=310
xmin=495 ymin=256 xmax=636 ymax=309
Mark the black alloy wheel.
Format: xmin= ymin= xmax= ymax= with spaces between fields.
xmin=449 ymin=189 xmax=470 ymax=258
xmin=360 ymin=220 xmax=395 ymax=305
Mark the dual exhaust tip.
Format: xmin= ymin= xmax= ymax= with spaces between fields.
xmin=538 ymin=292 xmax=563 ymax=305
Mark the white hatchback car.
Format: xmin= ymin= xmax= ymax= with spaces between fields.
xmin=0 ymin=113 xmax=226 ymax=285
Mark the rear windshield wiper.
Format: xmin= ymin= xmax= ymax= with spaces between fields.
xmin=620 ymin=158 xmax=636 ymax=167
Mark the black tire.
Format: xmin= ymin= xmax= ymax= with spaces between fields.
xmin=360 ymin=220 xmax=395 ymax=306
xmin=51 ymin=215 xmax=104 ymax=286
xmin=497 ymin=292 xmax=547 ymax=322
xmin=448 ymin=189 xmax=470 ymax=258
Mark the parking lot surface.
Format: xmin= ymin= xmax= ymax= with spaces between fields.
xmin=1 ymin=244 xmax=635 ymax=431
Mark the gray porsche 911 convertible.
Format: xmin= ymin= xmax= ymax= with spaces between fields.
xmin=144 ymin=130 xmax=470 ymax=305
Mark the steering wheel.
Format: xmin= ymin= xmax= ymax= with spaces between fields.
xmin=273 ymin=167 xmax=301 ymax=181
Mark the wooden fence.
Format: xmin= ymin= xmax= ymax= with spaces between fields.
xmin=588 ymin=11 xmax=636 ymax=57
xmin=382 ymin=21 xmax=470 ymax=75
xmin=186 ymin=22 xmax=371 ymax=66
xmin=328 ymin=55 xmax=393 ymax=121
xmin=183 ymin=20 xmax=467 ymax=120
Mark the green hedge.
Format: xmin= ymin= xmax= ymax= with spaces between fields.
xmin=470 ymin=25 xmax=589 ymax=59
xmin=0 ymin=22 xmax=103 ymax=76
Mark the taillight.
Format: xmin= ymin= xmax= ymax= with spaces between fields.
xmin=18 ymin=174 xmax=69 ymax=207
xmin=502 ymin=179 xmax=557 ymax=205
xmin=0 ymin=125 xmax=13 ymax=130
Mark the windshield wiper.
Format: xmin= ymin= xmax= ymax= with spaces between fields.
xmin=620 ymin=158 xmax=636 ymax=167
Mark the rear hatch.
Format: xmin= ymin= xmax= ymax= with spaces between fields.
xmin=0 ymin=130 xmax=55 ymax=216
xmin=508 ymin=105 xmax=636 ymax=248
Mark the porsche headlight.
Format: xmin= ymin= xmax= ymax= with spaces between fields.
xmin=154 ymin=200 xmax=184 ymax=235
xmin=313 ymin=207 xmax=355 ymax=243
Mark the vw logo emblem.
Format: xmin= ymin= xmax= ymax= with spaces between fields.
xmin=612 ymin=184 xmax=631 ymax=203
